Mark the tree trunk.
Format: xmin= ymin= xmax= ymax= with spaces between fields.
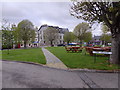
xmin=24 ymin=41 xmax=27 ymax=48
xmin=110 ymin=33 xmax=120 ymax=65
xmin=80 ymin=40 xmax=82 ymax=47
xmin=67 ymin=41 xmax=70 ymax=44
xmin=50 ymin=41 xmax=53 ymax=47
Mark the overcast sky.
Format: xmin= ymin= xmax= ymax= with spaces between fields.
xmin=2 ymin=1 xmax=102 ymax=36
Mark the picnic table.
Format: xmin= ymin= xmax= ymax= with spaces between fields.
xmin=65 ymin=46 xmax=82 ymax=52
xmin=85 ymin=47 xmax=111 ymax=56
xmin=92 ymin=47 xmax=112 ymax=64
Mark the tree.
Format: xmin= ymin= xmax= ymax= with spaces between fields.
xmin=102 ymin=24 xmax=109 ymax=34
xmin=73 ymin=22 xmax=91 ymax=44
xmin=100 ymin=24 xmax=111 ymax=45
xmin=44 ymin=27 xmax=59 ymax=46
xmin=84 ymin=32 xmax=92 ymax=42
xmin=2 ymin=30 xmax=13 ymax=54
xmin=1 ymin=19 xmax=14 ymax=54
xmin=0 ymin=30 xmax=2 ymax=50
xmin=100 ymin=34 xmax=111 ymax=45
xmin=64 ymin=32 xmax=75 ymax=44
xmin=70 ymin=1 xmax=120 ymax=64
xmin=17 ymin=20 xmax=35 ymax=48
xmin=11 ymin=24 xmax=21 ymax=47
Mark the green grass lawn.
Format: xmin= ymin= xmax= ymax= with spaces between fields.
xmin=2 ymin=48 xmax=46 ymax=64
xmin=46 ymin=47 xmax=119 ymax=70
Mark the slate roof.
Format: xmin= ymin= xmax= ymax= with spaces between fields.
xmin=39 ymin=24 xmax=69 ymax=34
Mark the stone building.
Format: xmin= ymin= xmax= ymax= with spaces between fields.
xmin=38 ymin=24 xmax=69 ymax=46
xmin=88 ymin=35 xmax=102 ymax=46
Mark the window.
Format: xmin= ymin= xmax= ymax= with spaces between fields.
xmin=60 ymin=40 xmax=61 ymax=44
xmin=60 ymin=36 xmax=62 ymax=39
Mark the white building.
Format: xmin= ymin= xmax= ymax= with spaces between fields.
xmin=38 ymin=24 xmax=69 ymax=46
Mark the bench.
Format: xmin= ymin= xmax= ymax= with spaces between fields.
xmin=93 ymin=51 xmax=112 ymax=64
xmin=65 ymin=47 xmax=71 ymax=52
xmin=85 ymin=47 xmax=111 ymax=56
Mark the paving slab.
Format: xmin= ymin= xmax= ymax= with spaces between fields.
xmin=84 ymin=72 xmax=119 ymax=88
xmin=42 ymin=48 xmax=68 ymax=69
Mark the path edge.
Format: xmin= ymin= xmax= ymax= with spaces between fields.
xmin=1 ymin=60 xmax=119 ymax=73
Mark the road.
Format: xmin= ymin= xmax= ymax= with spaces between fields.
xmin=1 ymin=61 xmax=119 ymax=88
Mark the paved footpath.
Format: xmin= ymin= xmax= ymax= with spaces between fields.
xmin=42 ymin=48 xmax=68 ymax=69
xmin=2 ymin=61 xmax=88 ymax=88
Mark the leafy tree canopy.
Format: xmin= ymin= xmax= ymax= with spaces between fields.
xmin=64 ymin=32 xmax=75 ymax=44
xmin=70 ymin=1 xmax=120 ymax=38
xmin=73 ymin=22 xmax=91 ymax=41
xmin=17 ymin=19 xmax=35 ymax=48
xmin=44 ymin=27 xmax=59 ymax=46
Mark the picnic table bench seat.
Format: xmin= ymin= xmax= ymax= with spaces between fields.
xmin=65 ymin=46 xmax=82 ymax=53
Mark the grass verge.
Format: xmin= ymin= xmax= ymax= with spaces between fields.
xmin=2 ymin=48 xmax=46 ymax=64
xmin=46 ymin=47 xmax=119 ymax=70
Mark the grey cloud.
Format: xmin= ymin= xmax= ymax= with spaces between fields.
xmin=2 ymin=2 xmax=101 ymax=35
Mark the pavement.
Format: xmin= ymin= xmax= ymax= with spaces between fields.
xmin=0 ymin=60 xmax=2 ymax=90
xmin=42 ymin=48 xmax=68 ymax=69
xmin=2 ymin=61 xmax=88 ymax=88
xmin=1 ymin=60 xmax=119 ymax=88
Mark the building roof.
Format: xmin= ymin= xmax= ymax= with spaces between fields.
xmin=93 ymin=35 xmax=101 ymax=40
xmin=39 ymin=24 xmax=69 ymax=34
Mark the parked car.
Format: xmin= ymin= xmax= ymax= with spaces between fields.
xmin=57 ymin=44 xmax=65 ymax=46
xmin=68 ymin=43 xmax=77 ymax=46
